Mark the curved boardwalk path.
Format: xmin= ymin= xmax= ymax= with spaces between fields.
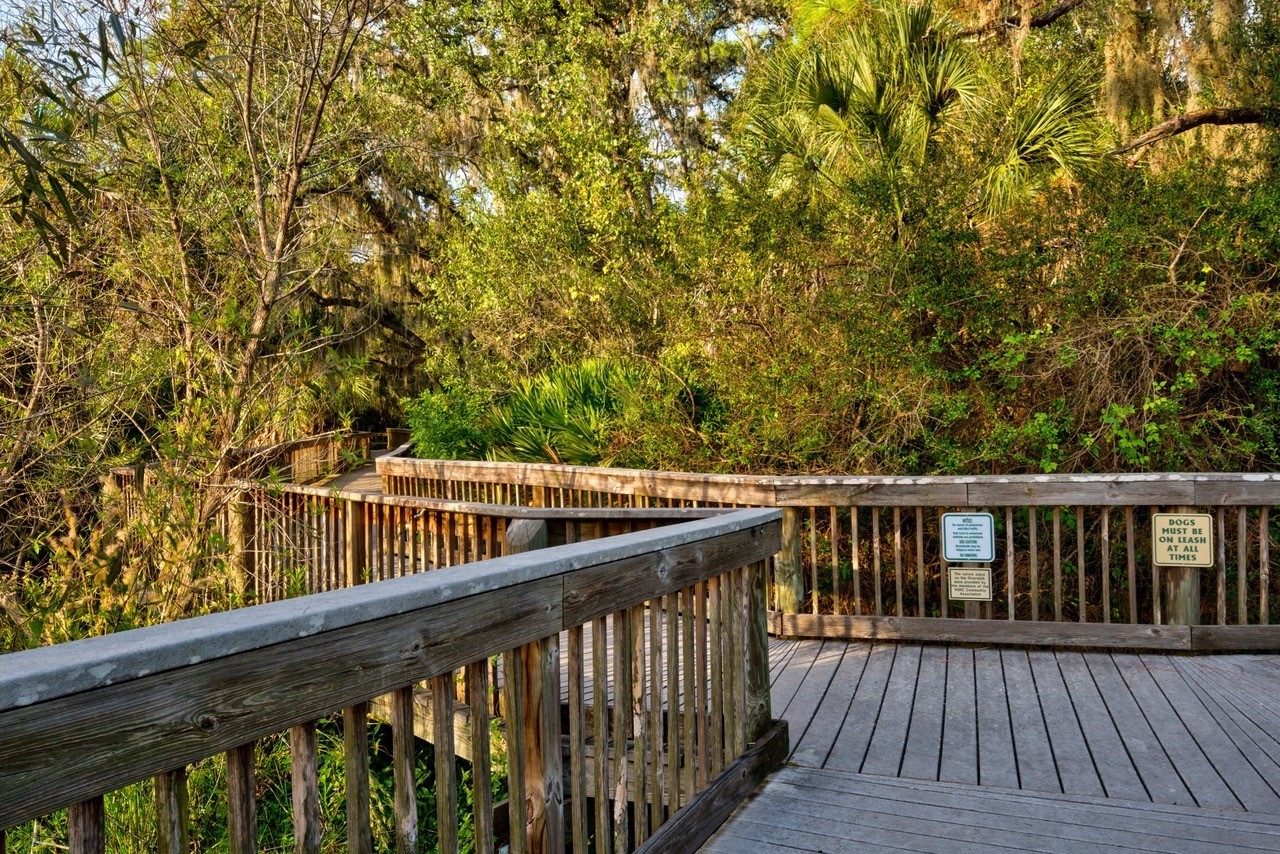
xmin=706 ymin=640 xmax=1280 ymax=852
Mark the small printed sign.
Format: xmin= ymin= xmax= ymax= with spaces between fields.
xmin=949 ymin=568 xmax=993 ymax=602
xmin=1152 ymin=513 xmax=1214 ymax=567
xmin=942 ymin=512 xmax=995 ymax=563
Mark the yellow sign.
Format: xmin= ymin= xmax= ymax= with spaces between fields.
xmin=1151 ymin=513 xmax=1214 ymax=567
xmin=948 ymin=568 xmax=993 ymax=602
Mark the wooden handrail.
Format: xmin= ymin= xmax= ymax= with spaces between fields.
xmin=1 ymin=509 xmax=783 ymax=852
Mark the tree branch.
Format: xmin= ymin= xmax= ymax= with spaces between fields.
xmin=1111 ymin=106 xmax=1279 ymax=154
xmin=958 ymin=0 xmax=1088 ymax=37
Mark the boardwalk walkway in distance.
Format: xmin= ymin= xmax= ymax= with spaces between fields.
xmin=705 ymin=640 xmax=1280 ymax=852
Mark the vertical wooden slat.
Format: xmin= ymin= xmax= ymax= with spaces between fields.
xmin=592 ymin=617 xmax=612 ymax=853
xmin=1126 ymin=507 xmax=1137 ymax=623
xmin=432 ymin=674 xmax=459 ymax=854
xmin=1029 ymin=507 xmax=1039 ymax=621
xmin=1152 ymin=506 xmax=1163 ymax=626
xmin=1217 ymin=507 xmax=1227 ymax=626
xmin=504 ymin=649 xmax=528 ymax=854
xmin=69 ymin=796 xmax=105 ymax=854
xmin=291 ymin=721 xmax=322 ymax=854
xmin=632 ymin=604 xmax=649 ymax=846
xmin=1005 ymin=507 xmax=1015 ymax=620
xmin=1262 ymin=507 xmax=1271 ymax=626
xmin=227 ymin=743 xmax=257 ymax=854
xmin=694 ymin=581 xmax=709 ymax=789
xmin=917 ymin=507 xmax=926 ymax=618
xmin=392 ymin=686 xmax=417 ymax=854
xmin=664 ymin=594 xmax=681 ymax=815
xmin=680 ymin=588 xmax=696 ymax=804
xmin=852 ymin=507 xmax=862 ymax=616
xmin=612 ymin=610 xmax=632 ymax=854
xmin=537 ymin=635 xmax=565 ymax=853
xmin=832 ymin=507 xmax=842 ymax=615
xmin=1101 ymin=510 xmax=1112 ymax=624
xmin=872 ymin=507 xmax=883 ymax=617
xmin=1077 ymin=505 xmax=1087 ymax=622
xmin=893 ymin=507 xmax=904 ymax=617
xmin=568 ymin=627 xmax=588 ymax=851
xmin=344 ymin=703 xmax=373 ymax=854
xmin=722 ymin=571 xmax=739 ymax=765
xmin=467 ymin=662 xmax=495 ymax=854
xmin=809 ymin=506 xmax=819 ymax=614
xmin=746 ymin=561 xmax=772 ymax=745
xmin=1053 ymin=507 xmax=1063 ymax=621
xmin=155 ymin=768 xmax=189 ymax=854
xmin=648 ymin=601 xmax=664 ymax=830
xmin=1239 ymin=508 xmax=1249 ymax=626
xmin=707 ymin=575 xmax=725 ymax=779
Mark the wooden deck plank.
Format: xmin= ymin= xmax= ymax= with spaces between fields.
xmin=1054 ymin=651 xmax=1149 ymax=802
xmin=768 ymin=640 xmax=823 ymax=719
xmin=898 ymin=645 xmax=947 ymax=782
xmin=974 ymin=647 xmax=1019 ymax=789
xmin=1174 ymin=661 xmax=1280 ymax=770
xmin=703 ymin=768 xmax=1280 ymax=853
xmin=938 ymin=646 xmax=978 ymax=785
xmin=774 ymin=641 xmax=846 ymax=756
xmin=861 ymin=645 xmax=922 ymax=777
xmin=1138 ymin=653 xmax=1280 ymax=813
xmin=1027 ymin=650 xmax=1104 ymax=797
xmin=1000 ymin=649 xmax=1061 ymax=794
xmin=823 ymin=644 xmax=898 ymax=773
xmin=789 ymin=643 xmax=868 ymax=768
xmin=1084 ymin=653 xmax=1195 ymax=806
xmin=1110 ymin=654 xmax=1240 ymax=810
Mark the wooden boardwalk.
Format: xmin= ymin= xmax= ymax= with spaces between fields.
xmin=706 ymin=640 xmax=1280 ymax=852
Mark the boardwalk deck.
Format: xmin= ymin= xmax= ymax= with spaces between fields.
xmin=706 ymin=639 xmax=1280 ymax=852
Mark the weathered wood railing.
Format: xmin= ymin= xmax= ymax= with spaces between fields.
xmin=380 ymin=458 xmax=1280 ymax=650
xmin=0 ymin=510 xmax=786 ymax=853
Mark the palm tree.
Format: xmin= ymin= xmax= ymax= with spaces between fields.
xmin=739 ymin=0 xmax=1099 ymax=222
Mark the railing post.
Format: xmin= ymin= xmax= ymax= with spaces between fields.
xmin=1163 ymin=506 xmax=1202 ymax=626
xmin=230 ymin=489 xmax=255 ymax=597
xmin=503 ymin=519 xmax=563 ymax=854
xmin=775 ymin=507 xmax=804 ymax=614
xmin=227 ymin=744 xmax=257 ymax=854
xmin=746 ymin=559 xmax=772 ymax=742
xmin=68 ymin=796 xmax=104 ymax=854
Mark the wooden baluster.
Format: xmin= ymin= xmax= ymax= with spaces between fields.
xmin=918 ymin=507 xmax=927 ymax=618
xmin=1239 ymin=508 xmax=1249 ymax=625
xmin=1262 ymin=507 xmax=1271 ymax=625
xmin=664 ymin=594 xmax=681 ymax=817
xmin=831 ymin=507 xmax=841 ymax=615
xmin=723 ymin=572 xmax=739 ymax=765
xmin=708 ymin=576 xmax=724 ymax=778
xmin=432 ymin=674 xmax=459 ymax=854
xmin=632 ymin=604 xmax=649 ymax=846
xmin=1053 ymin=507 xmax=1063 ymax=621
xmin=568 ymin=627 xmax=588 ymax=851
xmin=1029 ymin=507 xmax=1039 ymax=621
xmin=291 ymin=721 xmax=322 ymax=854
xmin=694 ymin=581 xmax=709 ymax=788
xmin=648 ymin=601 xmax=664 ymax=830
xmin=680 ymin=588 xmax=696 ymax=804
xmin=392 ymin=686 xmax=417 ymax=854
xmin=612 ymin=610 xmax=632 ymax=853
xmin=1151 ymin=506 xmax=1163 ymax=625
xmin=69 ymin=796 xmax=105 ymax=854
xmin=467 ymin=662 xmax=495 ymax=854
xmin=872 ymin=507 xmax=883 ymax=617
xmin=1101 ymin=510 xmax=1111 ymax=624
xmin=227 ymin=743 xmax=257 ymax=854
xmin=1006 ymin=507 xmax=1015 ymax=620
xmin=1217 ymin=507 xmax=1227 ymax=625
xmin=1077 ymin=506 xmax=1087 ymax=622
xmin=344 ymin=703 xmax=373 ymax=854
xmin=775 ymin=508 xmax=803 ymax=614
xmin=504 ymin=648 xmax=528 ymax=854
xmin=592 ymin=617 xmax=613 ymax=852
xmin=155 ymin=768 xmax=189 ymax=854
xmin=809 ymin=506 xmax=819 ymax=614
xmin=852 ymin=507 xmax=861 ymax=616
xmin=893 ymin=507 xmax=904 ymax=617
xmin=1126 ymin=508 xmax=1137 ymax=623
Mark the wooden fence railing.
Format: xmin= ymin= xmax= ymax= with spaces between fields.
xmin=0 ymin=510 xmax=786 ymax=854
xmin=379 ymin=458 xmax=1280 ymax=650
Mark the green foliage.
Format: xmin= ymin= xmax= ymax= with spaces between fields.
xmin=405 ymin=385 xmax=493 ymax=461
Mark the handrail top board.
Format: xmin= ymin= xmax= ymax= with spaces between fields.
xmin=379 ymin=457 xmax=1280 ymax=505
xmin=0 ymin=508 xmax=781 ymax=714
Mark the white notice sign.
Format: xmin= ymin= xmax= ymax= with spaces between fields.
xmin=949 ymin=568 xmax=993 ymax=601
xmin=942 ymin=513 xmax=995 ymax=563
xmin=1152 ymin=513 xmax=1214 ymax=567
